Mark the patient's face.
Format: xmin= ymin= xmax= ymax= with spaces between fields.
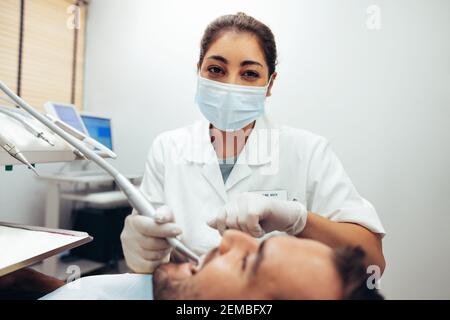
xmin=153 ymin=230 xmax=343 ymax=299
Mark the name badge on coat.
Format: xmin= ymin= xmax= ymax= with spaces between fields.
xmin=251 ymin=190 xmax=288 ymax=201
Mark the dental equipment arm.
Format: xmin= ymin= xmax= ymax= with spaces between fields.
xmin=0 ymin=81 xmax=200 ymax=265
xmin=0 ymin=107 xmax=54 ymax=146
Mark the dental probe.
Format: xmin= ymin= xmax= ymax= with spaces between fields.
xmin=0 ymin=81 xmax=200 ymax=265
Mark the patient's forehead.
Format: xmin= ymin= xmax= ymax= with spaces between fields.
xmin=253 ymin=236 xmax=334 ymax=277
xmin=254 ymin=236 xmax=341 ymax=299
xmin=267 ymin=236 xmax=333 ymax=256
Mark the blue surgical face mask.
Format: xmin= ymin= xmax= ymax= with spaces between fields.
xmin=194 ymin=75 xmax=271 ymax=131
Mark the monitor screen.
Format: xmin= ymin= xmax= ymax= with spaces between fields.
xmin=81 ymin=115 xmax=113 ymax=150
xmin=53 ymin=104 xmax=87 ymax=134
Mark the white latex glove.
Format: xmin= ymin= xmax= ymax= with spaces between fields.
xmin=207 ymin=192 xmax=308 ymax=237
xmin=120 ymin=205 xmax=182 ymax=274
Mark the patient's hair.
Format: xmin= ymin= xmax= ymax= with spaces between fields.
xmin=332 ymin=246 xmax=384 ymax=300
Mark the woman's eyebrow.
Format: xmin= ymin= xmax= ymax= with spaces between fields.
xmin=241 ymin=60 xmax=263 ymax=68
xmin=206 ymin=55 xmax=263 ymax=68
xmin=207 ymin=55 xmax=228 ymax=64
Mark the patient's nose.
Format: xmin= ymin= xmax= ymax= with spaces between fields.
xmin=219 ymin=230 xmax=258 ymax=255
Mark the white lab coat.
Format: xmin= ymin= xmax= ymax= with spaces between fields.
xmin=139 ymin=115 xmax=385 ymax=256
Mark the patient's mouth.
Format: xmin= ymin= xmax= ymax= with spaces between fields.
xmin=175 ymin=262 xmax=197 ymax=279
xmin=192 ymin=247 xmax=219 ymax=274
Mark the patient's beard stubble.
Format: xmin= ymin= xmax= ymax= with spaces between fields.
xmin=153 ymin=267 xmax=198 ymax=300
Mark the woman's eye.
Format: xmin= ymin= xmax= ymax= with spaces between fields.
xmin=242 ymin=70 xmax=260 ymax=78
xmin=207 ymin=66 xmax=224 ymax=75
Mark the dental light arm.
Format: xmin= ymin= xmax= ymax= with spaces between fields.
xmin=0 ymin=81 xmax=200 ymax=264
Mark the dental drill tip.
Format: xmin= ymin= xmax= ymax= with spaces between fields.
xmin=14 ymin=152 xmax=39 ymax=176
xmin=193 ymin=254 xmax=207 ymax=273
xmin=168 ymin=238 xmax=200 ymax=265
xmin=179 ymin=245 xmax=200 ymax=264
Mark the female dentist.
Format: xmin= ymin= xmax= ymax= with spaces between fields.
xmin=121 ymin=13 xmax=386 ymax=274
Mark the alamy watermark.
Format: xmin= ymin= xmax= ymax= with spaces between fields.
xmin=66 ymin=4 xmax=81 ymax=30
xmin=366 ymin=5 xmax=382 ymax=30
xmin=367 ymin=264 xmax=382 ymax=289
xmin=66 ymin=265 xmax=81 ymax=290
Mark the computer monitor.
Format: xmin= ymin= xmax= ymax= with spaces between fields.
xmin=80 ymin=114 xmax=113 ymax=150
xmin=44 ymin=102 xmax=88 ymax=135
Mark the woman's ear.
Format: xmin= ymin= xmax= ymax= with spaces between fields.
xmin=266 ymin=72 xmax=277 ymax=97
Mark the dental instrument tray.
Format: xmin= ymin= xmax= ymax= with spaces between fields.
xmin=0 ymin=222 xmax=92 ymax=277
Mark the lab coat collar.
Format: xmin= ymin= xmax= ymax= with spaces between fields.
xmin=181 ymin=114 xmax=280 ymax=201
xmin=182 ymin=114 xmax=279 ymax=166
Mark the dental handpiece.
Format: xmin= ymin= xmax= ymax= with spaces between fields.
xmin=118 ymin=177 xmax=201 ymax=264
xmin=0 ymin=132 xmax=38 ymax=175
xmin=168 ymin=238 xmax=201 ymax=264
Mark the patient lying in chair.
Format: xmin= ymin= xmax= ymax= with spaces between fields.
xmin=1 ymin=230 xmax=383 ymax=300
